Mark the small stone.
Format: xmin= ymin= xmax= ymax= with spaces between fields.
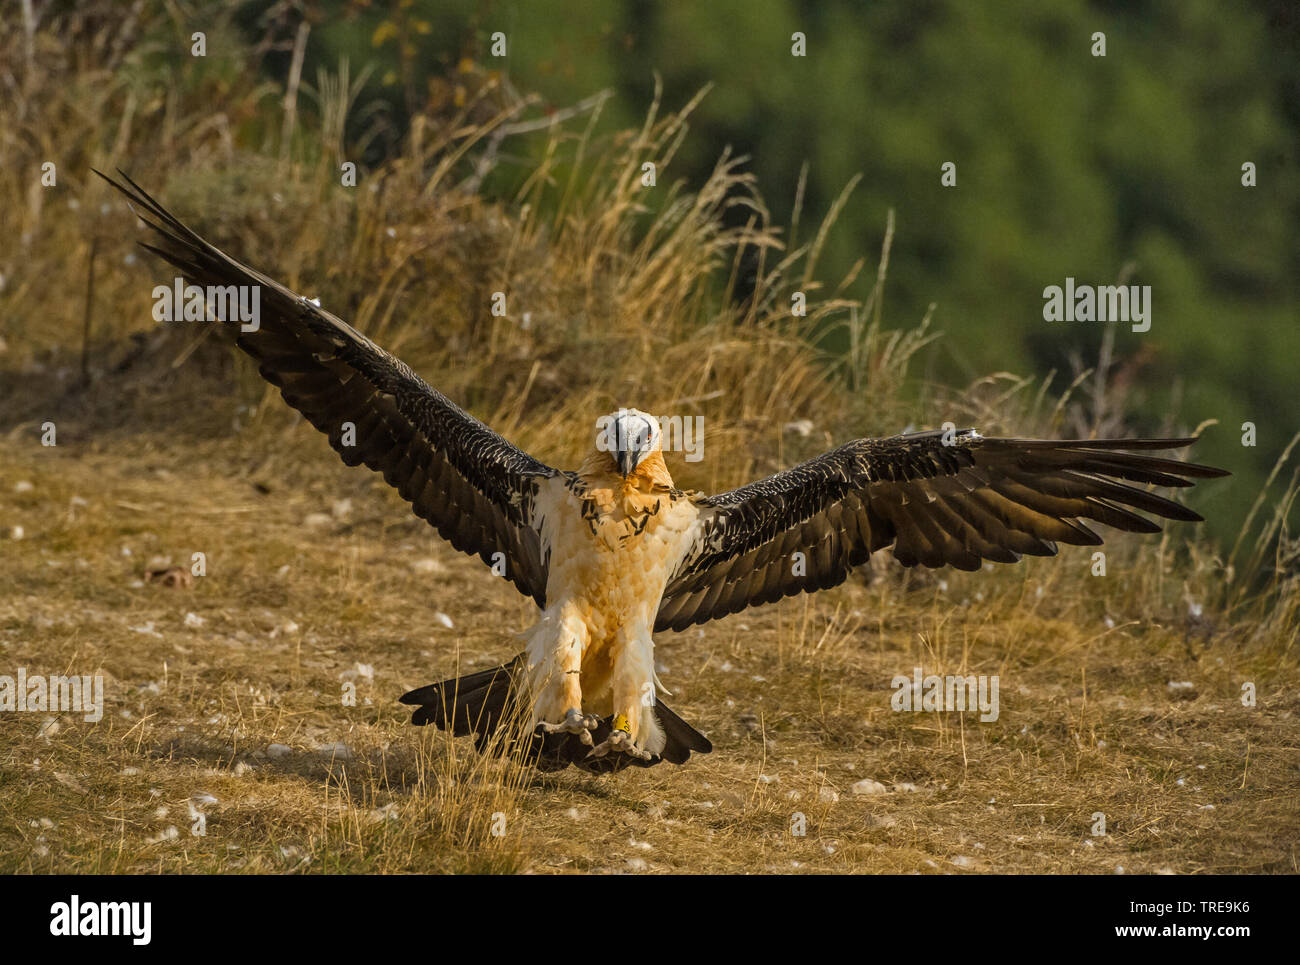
xmin=851 ymin=779 xmax=888 ymax=796
xmin=52 ymin=772 xmax=88 ymax=794
xmin=144 ymin=567 xmax=192 ymax=589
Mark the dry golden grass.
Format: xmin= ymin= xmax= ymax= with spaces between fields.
xmin=1 ymin=3 xmax=1297 ymax=874
xmin=1 ymin=428 xmax=1297 ymax=874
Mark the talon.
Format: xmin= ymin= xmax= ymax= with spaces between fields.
xmin=586 ymin=726 xmax=653 ymax=761
xmin=538 ymin=708 xmax=600 ymax=746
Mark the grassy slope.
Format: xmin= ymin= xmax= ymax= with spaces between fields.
xmin=1 ymin=4 xmax=1296 ymax=873
xmin=1 ymin=415 xmax=1296 ymax=874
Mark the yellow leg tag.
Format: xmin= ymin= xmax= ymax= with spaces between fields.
xmin=612 ymin=713 xmax=630 ymax=733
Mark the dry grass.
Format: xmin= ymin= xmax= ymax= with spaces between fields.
xmin=1 ymin=2 xmax=1297 ymax=874
xmin=2 ymin=433 xmax=1297 ymax=873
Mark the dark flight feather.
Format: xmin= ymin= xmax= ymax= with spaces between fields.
xmin=96 ymin=169 xmax=557 ymax=607
xmin=657 ymin=429 xmax=1228 ymax=632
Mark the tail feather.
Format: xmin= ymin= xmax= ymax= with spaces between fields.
xmin=400 ymin=656 xmax=713 ymax=772
xmin=654 ymin=700 xmax=713 ymax=764
xmin=399 ymin=659 xmax=518 ymax=737
xmin=399 ymin=662 xmax=512 ymax=709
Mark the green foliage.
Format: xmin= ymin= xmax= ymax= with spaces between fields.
xmin=302 ymin=0 xmax=1296 ymax=544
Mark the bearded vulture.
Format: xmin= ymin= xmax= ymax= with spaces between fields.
xmin=98 ymin=170 xmax=1228 ymax=773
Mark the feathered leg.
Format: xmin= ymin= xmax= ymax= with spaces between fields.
xmin=587 ymin=623 xmax=660 ymax=763
xmin=526 ymin=606 xmax=600 ymax=743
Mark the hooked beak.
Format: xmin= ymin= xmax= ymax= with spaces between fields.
xmin=616 ymin=446 xmax=639 ymax=477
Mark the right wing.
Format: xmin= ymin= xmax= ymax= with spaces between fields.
xmin=657 ymin=429 xmax=1228 ymax=632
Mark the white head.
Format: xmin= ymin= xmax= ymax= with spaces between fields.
xmin=597 ymin=407 xmax=662 ymax=476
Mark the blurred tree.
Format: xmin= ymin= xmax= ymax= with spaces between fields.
xmin=261 ymin=0 xmax=1297 ymax=542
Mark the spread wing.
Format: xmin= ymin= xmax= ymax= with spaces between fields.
xmin=98 ymin=170 xmax=557 ymax=606
xmin=656 ymin=429 xmax=1228 ymax=632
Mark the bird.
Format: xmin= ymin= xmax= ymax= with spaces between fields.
xmin=97 ymin=170 xmax=1229 ymax=773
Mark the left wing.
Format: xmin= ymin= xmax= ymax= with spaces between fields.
xmin=655 ymin=429 xmax=1227 ymax=632
xmin=96 ymin=170 xmax=559 ymax=606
